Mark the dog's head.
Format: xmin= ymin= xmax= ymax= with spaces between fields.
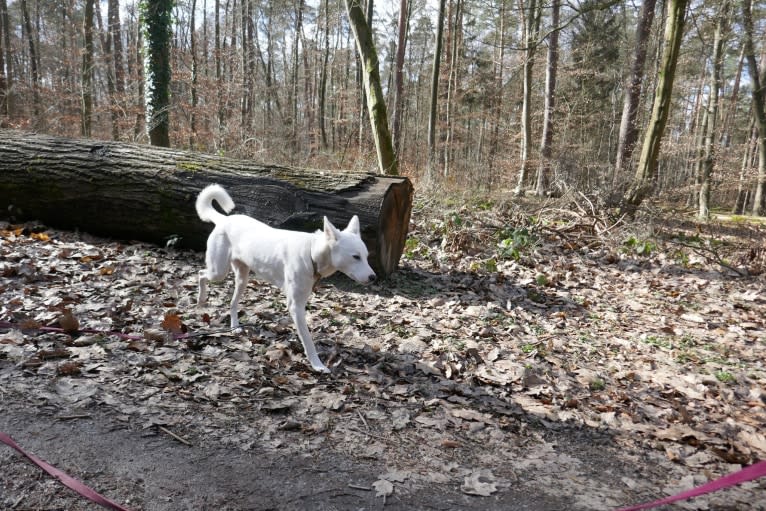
xmin=324 ymin=216 xmax=377 ymax=284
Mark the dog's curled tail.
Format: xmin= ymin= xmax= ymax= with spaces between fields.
xmin=196 ymin=184 xmax=235 ymax=224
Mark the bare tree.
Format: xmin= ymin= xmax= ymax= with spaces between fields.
xmin=344 ymin=0 xmax=398 ymax=175
xmin=20 ymin=0 xmax=40 ymax=124
xmin=319 ymin=0 xmax=331 ymax=150
xmin=697 ymin=0 xmax=730 ymax=220
xmin=622 ymin=0 xmax=688 ymax=213
xmin=513 ymin=0 xmax=540 ymax=196
xmin=442 ymin=0 xmax=462 ymax=178
xmin=190 ymin=0 xmax=199 ymax=148
xmin=613 ymin=0 xmax=657 ymax=183
xmin=142 ymin=0 xmax=173 ymax=147
xmin=0 ymin=0 xmax=8 ymax=117
xmin=81 ymin=0 xmax=95 ymax=137
xmin=742 ymin=0 xmax=766 ymax=216
xmin=427 ymin=0 xmax=447 ymax=180
xmin=535 ymin=0 xmax=560 ymax=196
xmin=392 ymin=0 xmax=409 ymax=156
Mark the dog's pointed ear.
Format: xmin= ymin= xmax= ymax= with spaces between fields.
xmin=323 ymin=216 xmax=341 ymax=242
xmin=345 ymin=215 xmax=361 ymax=235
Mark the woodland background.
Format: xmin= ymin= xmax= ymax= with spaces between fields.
xmin=0 ymin=0 xmax=764 ymax=215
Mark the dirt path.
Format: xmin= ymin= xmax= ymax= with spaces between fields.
xmin=0 ymin=390 xmax=700 ymax=511
xmin=1 ymin=397 xmax=582 ymax=511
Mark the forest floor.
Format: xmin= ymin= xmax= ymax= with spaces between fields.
xmin=1 ymin=194 xmax=765 ymax=511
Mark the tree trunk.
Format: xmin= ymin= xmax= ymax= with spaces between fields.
xmin=613 ymin=0 xmax=657 ymax=183
xmin=733 ymin=121 xmax=756 ymax=215
xmin=81 ymin=0 xmax=95 ymax=138
xmin=344 ymin=0 xmax=398 ymax=176
xmin=719 ymin=46 xmax=744 ymax=148
xmin=215 ymin=0 xmax=224 ymax=144
xmin=0 ymin=130 xmax=413 ymax=277
xmin=108 ymin=0 xmax=124 ymax=94
xmin=535 ymin=0 xmax=560 ymax=196
xmin=391 ymin=0 xmax=409 ymax=156
xmin=442 ymin=0 xmax=462 ymax=178
xmin=697 ymin=0 xmax=729 ymax=220
xmin=0 ymin=0 xmax=13 ymax=116
xmin=487 ymin=0 xmax=506 ymax=181
xmin=427 ymin=0 xmax=447 ymax=180
xmin=742 ymin=0 xmax=766 ymax=216
xmin=190 ymin=0 xmax=199 ymax=149
xmin=141 ymin=0 xmax=173 ymax=147
xmin=319 ymin=0 xmax=330 ymax=150
xmin=622 ymin=0 xmax=688 ymax=213
xmin=20 ymin=0 xmax=40 ymax=125
xmin=513 ymin=0 xmax=539 ymax=197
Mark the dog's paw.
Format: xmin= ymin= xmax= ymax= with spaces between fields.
xmin=311 ymin=362 xmax=331 ymax=374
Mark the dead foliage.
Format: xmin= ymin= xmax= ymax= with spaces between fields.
xmin=1 ymin=198 xmax=765 ymax=509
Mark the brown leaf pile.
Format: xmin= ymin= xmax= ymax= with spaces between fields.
xmin=1 ymin=202 xmax=764 ymax=509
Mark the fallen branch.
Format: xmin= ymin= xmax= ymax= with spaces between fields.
xmin=158 ymin=426 xmax=193 ymax=446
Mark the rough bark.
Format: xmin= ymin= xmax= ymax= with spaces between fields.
xmin=81 ymin=0 xmax=95 ymax=138
xmin=0 ymin=0 xmax=12 ymax=116
xmin=427 ymin=0 xmax=447 ymax=180
xmin=622 ymin=0 xmax=687 ymax=213
xmin=613 ymin=0 xmax=657 ymax=182
xmin=535 ymin=0 xmax=560 ymax=197
xmin=0 ymin=130 xmax=414 ymax=277
xmin=742 ymin=0 xmax=766 ymax=216
xmin=513 ymin=0 xmax=539 ymax=197
xmin=141 ymin=0 xmax=173 ymax=147
xmin=344 ymin=0 xmax=398 ymax=176
xmin=697 ymin=0 xmax=729 ymax=220
xmin=392 ymin=0 xmax=409 ymax=156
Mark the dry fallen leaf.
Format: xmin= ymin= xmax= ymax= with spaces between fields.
xmin=57 ymin=309 xmax=80 ymax=334
xmin=161 ymin=312 xmax=184 ymax=334
xmin=57 ymin=361 xmax=82 ymax=376
xmin=441 ymin=438 xmax=460 ymax=449
xmin=461 ymin=469 xmax=498 ymax=497
xmin=372 ymin=479 xmax=393 ymax=498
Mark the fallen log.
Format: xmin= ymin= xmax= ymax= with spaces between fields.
xmin=0 ymin=130 xmax=413 ymax=277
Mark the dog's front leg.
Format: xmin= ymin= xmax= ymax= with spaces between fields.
xmin=229 ymin=260 xmax=250 ymax=330
xmin=287 ymin=294 xmax=330 ymax=373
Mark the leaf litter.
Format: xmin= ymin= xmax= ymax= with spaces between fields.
xmin=1 ymin=199 xmax=765 ymax=510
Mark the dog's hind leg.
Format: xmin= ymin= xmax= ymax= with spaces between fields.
xmin=198 ymin=230 xmax=231 ymax=307
xmin=287 ymin=292 xmax=330 ymax=373
xmin=229 ymin=259 xmax=249 ymax=330
xmin=198 ymin=270 xmax=210 ymax=307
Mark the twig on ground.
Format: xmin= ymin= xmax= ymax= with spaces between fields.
xmin=158 ymin=426 xmax=192 ymax=446
xmin=670 ymin=239 xmax=748 ymax=277
xmin=348 ymin=426 xmax=389 ymax=442
xmin=356 ymin=408 xmax=370 ymax=431
xmin=56 ymin=414 xmax=91 ymax=421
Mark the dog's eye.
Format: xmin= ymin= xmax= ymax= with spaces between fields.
xmin=353 ymin=255 xmax=361 ymax=261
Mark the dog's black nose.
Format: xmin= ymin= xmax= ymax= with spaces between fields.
xmin=368 ymin=274 xmax=377 ymax=282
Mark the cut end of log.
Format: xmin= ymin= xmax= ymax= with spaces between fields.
xmin=376 ymin=179 xmax=414 ymax=276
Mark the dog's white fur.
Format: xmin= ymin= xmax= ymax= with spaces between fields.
xmin=196 ymin=184 xmax=376 ymax=373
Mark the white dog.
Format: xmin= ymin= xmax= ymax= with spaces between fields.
xmin=195 ymin=184 xmax=376 ymax=373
